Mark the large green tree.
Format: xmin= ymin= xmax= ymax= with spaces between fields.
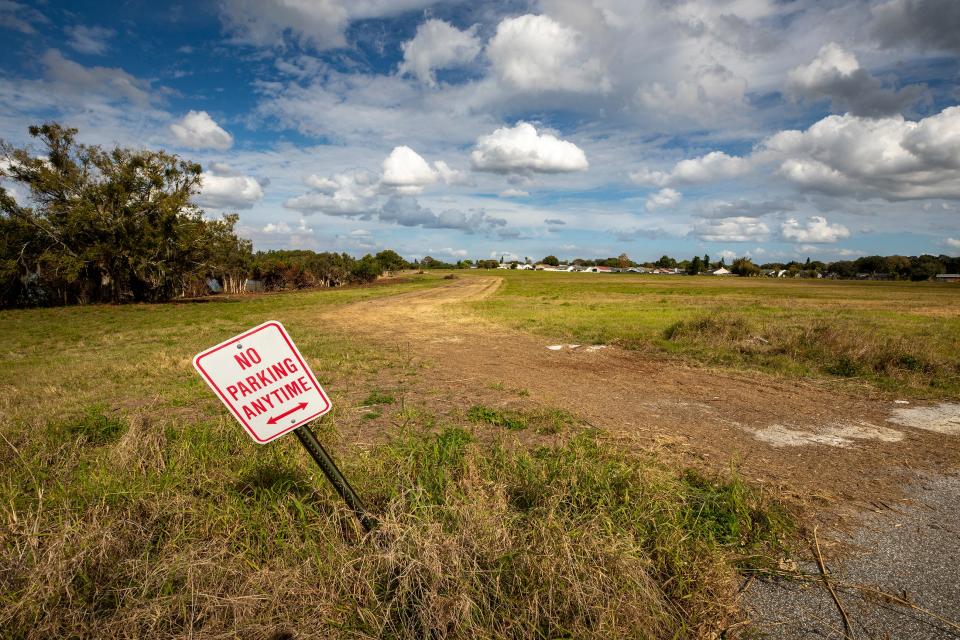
xmin=1 ymin=123 xmax=251 ymax=305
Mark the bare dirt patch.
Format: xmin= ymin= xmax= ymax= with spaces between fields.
xmin=751 ymin=422 xmax=904 ymax=448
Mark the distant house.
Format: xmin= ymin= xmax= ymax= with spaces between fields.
xmin=711 ymin=267 xmax=732 ymax=276
xmin=936 ymin=274 xmax=960 ymax=282
xmin=518 ymin=263 xmax=534 ymax=270
xmin=583 ymin=266 xmax=613 ymax=273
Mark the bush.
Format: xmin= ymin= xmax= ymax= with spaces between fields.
xmin=349 ymin=255 xmax=384 ymax=283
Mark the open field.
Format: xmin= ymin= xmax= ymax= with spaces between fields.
xmin=3 ymin=273 xmax=960 ymax=638
xmin=468 ymin=270 xmax=960 ymax=399
xmin=1 ymin=275 xmax=794 ymax=639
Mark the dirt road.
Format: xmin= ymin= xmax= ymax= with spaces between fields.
xmin=325 ymin=275 xmax=960 ymax=637
xmin=329 ymin=276 xmax=960 ymax=514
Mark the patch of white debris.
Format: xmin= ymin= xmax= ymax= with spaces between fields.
xmin=752 ymin=422 xmax=903 ymax=448
xmin=887 ymin=403 xmax=960 ymax=435
xmin=545 ymin=344 xmax=608 ymax=352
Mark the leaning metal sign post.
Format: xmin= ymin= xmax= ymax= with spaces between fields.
xmin=193 ymin=320 xmax=376 ymax=532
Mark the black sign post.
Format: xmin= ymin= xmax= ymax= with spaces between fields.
xmin=294 ymin=424 xmax=377 ymax=533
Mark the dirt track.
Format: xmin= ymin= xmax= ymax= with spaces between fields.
xmin=324 ymin=276 xmax=960 ymax=636
xmin=327 ymin=276 xmax=960 ymax=521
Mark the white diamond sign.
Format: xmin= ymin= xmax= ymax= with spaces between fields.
xmin=193 ymin=320 xmax=332 ymax=443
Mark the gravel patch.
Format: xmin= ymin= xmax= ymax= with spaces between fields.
xmin=745 ymin=472 xmax=960 ymax=638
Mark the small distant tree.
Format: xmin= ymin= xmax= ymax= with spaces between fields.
xmin=731 ymin=257 xmax=760 ymax=277
xmin=349 ymin=254 xmax=382 ymax=283
xmin=617 ymin=252 xmax=631 ymax=268
xmin=687 ymin=255 xmax=703 ymax=275
xmin=655 ymin=255 xmax=676 ymax=268
xmin=374 ymin=249 xmax=406 ymax=274
xmin=703 ymin=254 xmax=710 ymax=269
xmin=542 ymin=255 xmax=560 ymax=266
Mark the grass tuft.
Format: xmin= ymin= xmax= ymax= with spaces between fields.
xmin=467 ymin=404 xmax=528 ymax=430
xmin=63 ymin=405 xmax=127 ymax=445
xmin=362 ymin=390 xmax=396 ymax=406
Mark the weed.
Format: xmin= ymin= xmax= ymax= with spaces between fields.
xmin=467 ymin=404 xmax=528 ymax=430
xmin=362 ymin=390 xmax=396 ymax=406
xmin=64 ymin=405 xmax=127 ymax=445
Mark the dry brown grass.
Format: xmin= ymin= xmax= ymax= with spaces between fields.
xmin=664 ymin=313 xmax=960 ymax=395
xmin=0 ymin=414 xmax=791 ymax=639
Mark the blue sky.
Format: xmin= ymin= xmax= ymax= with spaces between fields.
xmin=1 ymin=0 xmax=959 ymax=263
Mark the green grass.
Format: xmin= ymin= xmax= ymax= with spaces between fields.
xmin=466 ymin=270 xmax=960 ymax=398
xmin=0 ymin=274 xmax=795 ymax=638
xmin=467 ymin=404 xmax=578 ymax=434
xmin=362 ymin=390 xmax=396 ymax=406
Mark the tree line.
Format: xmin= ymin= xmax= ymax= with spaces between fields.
xmin=0 ymin=124 xmax=417 ymax=309
xmin=523 ymin=253 xmax=958 ymax=280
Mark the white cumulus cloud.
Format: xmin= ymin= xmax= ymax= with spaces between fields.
xmin=487 ymin=14 xmax=610 ymax=93
xmin=655 ymin=105 xmax=960 ymax=201
xmin=170 ymin=111 xmax=234 ymax=150
xmin=197 ymin=174 xmax=264 ymax=210
xmin=433 ymin=160 xmax=468 ymax=186
xmin=471 ymin=122 xmax=588 ymax=174
xmin=633 ymin=151 xmax=752 ymax=187
xmin=398 ymin=19 xmax=481 ymax=86
xmin=286 ymin=170 xmax=380 ymax=216
xmin=645 ymin=187 xmax=682 ymax=210
xmin=781 ymin=216 xmax=850 ymax=243
xmin=787 ymin=43 xmax=923 ymax=117
xmin=381 ymin=145 xmax=438 ymax=194
xmin=764 ymin=106 xmax=960 ymax=200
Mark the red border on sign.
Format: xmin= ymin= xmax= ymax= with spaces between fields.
xmin=193 ymin=321 xmax=331 ymax=443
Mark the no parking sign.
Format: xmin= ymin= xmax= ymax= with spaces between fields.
xmin=193 ymin=320 xmax=332 ymax=443
xmin=193 ymin=320 xmax=375 ymax=531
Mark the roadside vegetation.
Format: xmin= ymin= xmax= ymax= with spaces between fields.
xmin=0 ymin=277 xmax=793 ymax=638
xmin=469 ymin=270 xmax=960 ymax=398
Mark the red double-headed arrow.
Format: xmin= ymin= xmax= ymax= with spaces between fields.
xmin=266 ymin=401 xmax=308 ymax=425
